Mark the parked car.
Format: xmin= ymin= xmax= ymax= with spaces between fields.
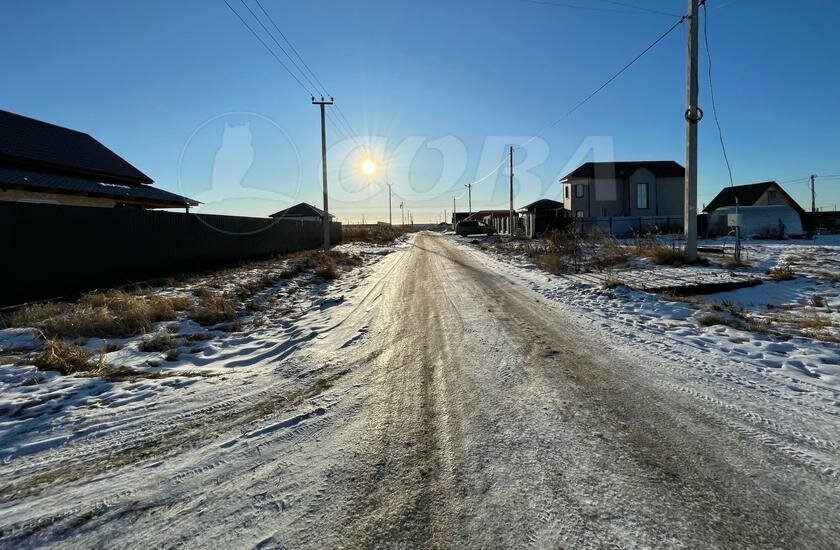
xmin=456 ymin=220 xmax=495 ymax=236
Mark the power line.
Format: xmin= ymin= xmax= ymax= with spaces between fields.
xmin=462 ymin=13 xmax=687 ymax=188
xmin=702 ymin=2 xmax=734 ymax=187
xmin=596 ymin=0 xmax=682 ymax=17
xmin=222 ymin=0 xmax=312 ymax=95
xmin=518 ymin=0 xmax=674 ymax=15
xmin=236 ymin=0 xmax=322 ymax=95
xmin=252 ymin=0 xmax=331 ymax=97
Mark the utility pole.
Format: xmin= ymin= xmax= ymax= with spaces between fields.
xmin=683 ymin=0 xmax=700 ymax=262
xmin=400 ymin=201 xmax=404 ymax=225
xmin=387 ymin=181 xmax=393 ymax=225
xmin=465 ymin=184 xmax=472 ymax=216
xmin=509 ymin=146 xmax=515 ymax=238
xmin=312 ymin=96 xmax=334 ymax=249
xmin=810 ymin=174 xmax=817 ymax=213
xmin=453 ymin=196 xmax=456 ymax=225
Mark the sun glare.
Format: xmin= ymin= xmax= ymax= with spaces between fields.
xmin=361 ymin=158 xmax=377 ymax=176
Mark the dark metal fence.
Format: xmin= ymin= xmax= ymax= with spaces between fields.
xmin=574 ymin=215 xmax=684 ymax=237
xmin=0 ymin=202 xmax=341 ymax=306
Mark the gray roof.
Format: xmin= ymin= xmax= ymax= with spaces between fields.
xmin=704 ymin=181 xmax=805 ymax=215
xmin=560 ymin=161 xmax=685 ymax=181
xmin=0 ymin=166 xmax=198 ymax=207
xmin=0 ymin=109 xmax=153 ymax=184
xmin=269 ymin=202 xmax=333 ymax=219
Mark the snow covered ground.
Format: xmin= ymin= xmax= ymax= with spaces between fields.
xmin=0 ymin=232 xmax=837 ymax=547
xmin=460 ymin=234 xmax=839 ymax=394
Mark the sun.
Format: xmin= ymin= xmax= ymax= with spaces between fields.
xmin=361 ymin=158 xmax=377 ymax=176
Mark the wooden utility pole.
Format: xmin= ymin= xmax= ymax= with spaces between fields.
xmin=684 ymin=0 xmax=700 ymax=262
xmin=465 ymin=184 xmax=472 ymax=216
xmin=312 ymin=96 xmax=334 ymax=249
xmin=509 ymin=146 xmax=515 ymax=238
xmin=810 ymin=174 xmax=817 ymax=213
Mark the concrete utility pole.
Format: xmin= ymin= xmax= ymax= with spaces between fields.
xmin=465 ymin=184 xmax=472 ymax=216
xmin=509 ymin=146 xmax=515 ymax=238
xmin=683 ymin=0 xmax=700 ymax=262
xmin=400 ymin=201 xmax=404 ymax=225
xmin=312 ymin=96 xmax=334 ymax=249
xmin=453 ymin=196 xmax=456 ymax=225
xmin=387 ymin=181 xmax=393 ymax=225
xmin=810 ymin=174 xmax=817 ymax=213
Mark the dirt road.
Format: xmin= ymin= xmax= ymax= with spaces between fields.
xmin=2 ymin=232 xmax=838 ymax=548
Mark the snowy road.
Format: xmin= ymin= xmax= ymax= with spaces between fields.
xmin=2 ymin=232 xmax=838 ymax=548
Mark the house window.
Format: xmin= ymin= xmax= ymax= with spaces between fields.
xmin=575 ymin=210 xmax=584 ymax=218
xmin=565 ymin=185 xmax=570 ymax=199
xmin=574 ymin=184 xmax=584 ymax=198
xmin=768 ymin=190 xmax=777 ymax=200
xmin=636 ymin=182 xmax=649 ymax=209
xmin=601 ymin=207 xmax=607 ymax=217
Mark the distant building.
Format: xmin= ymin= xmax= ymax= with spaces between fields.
xmin=451 ymin=211 xmax=470 ymax=226
xmin=0 ymin=109 xmax=198 ymax=210
xmin=703 ymin=181 xmax=806 ymax=237
xmin=560 ymin=161 xmax=685 ymax=219
xmin=464 ymin=210 xmax=511 ymax=233
xmin=517 ymin=198 xmax=566 ymax=238
xmin=269 ymin=202 xmax=334 ymax=222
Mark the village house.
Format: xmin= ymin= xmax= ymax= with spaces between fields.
xmin=703 ymin=181 xmax=806 ymax=237
xmin=0 ymin=109 xmax=197 ymax=210
xmin=560 ymin=161 xmax=685 ymax=219
xmin=269 ymin=202 xmax=334 ymax=222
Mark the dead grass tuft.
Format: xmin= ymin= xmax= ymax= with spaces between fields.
xmin=139 ymin=331 xmax=175 ymax=352
xmin=34 ymin=340 xmax=106 ymax=376
xmin=646 ymin=246 xmax=689 ymax=266
xmin=809 ymin=294 xmax=827 ymax=308
xmin=190 ymin=291 xmax=237 ymax=326
xmin=698 ymin=312 xmax=728 ymax=326
xmin=767 ymin=265 xmax=795 ymax=281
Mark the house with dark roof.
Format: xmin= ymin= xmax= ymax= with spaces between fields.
xmin=559 ymin=161 xmax=685 ymax=219
xmin=269 ymin=202 xmax=333 ymax=222
xmin=517 ymin=198 xmax=566 ymax=238
xmin=703 ymin=181 xmax=806 ymax=237
xmin=0 ymin=110 xmax=197 ymax=210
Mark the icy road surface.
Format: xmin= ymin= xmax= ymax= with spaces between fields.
xmin=1 ymin=232 xmax=838 ymax=548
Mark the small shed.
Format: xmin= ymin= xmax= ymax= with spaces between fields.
xmin=517 ymin=198 xmax=566 ymax=238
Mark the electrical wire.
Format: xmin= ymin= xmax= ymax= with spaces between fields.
xmin=236 ymin=0 xmax=322 ymax=95
xmin=702 ymin=1 xmax=734 ymax=187
xmin=252 ymin=0 xmax=331 ymax=97
xmin=462 ymin=13 xmax=687 ymax=188
xmin=222 ymin=0 xmax=313 ymax=95
xmin=596 ymin=0 xmax=682 ymax=17
xmin=518 ymin=0 xmax=674 ymax=15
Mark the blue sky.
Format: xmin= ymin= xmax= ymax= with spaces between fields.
xmin=4 ymin=0 xmax=840 ymax=222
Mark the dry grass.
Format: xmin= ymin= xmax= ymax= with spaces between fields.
xmin=34 ymin=340 xmax=106 ymax=376
xmin=341 ymin=225 xmax=409 ymax=244
xmin=768 ymin=265 xmax=795 ymax=281
xmin=810 ymin=294 xmax=827 ymax=308
xmin=602 ymin=278 xmax=623 ymax=289
xmin=4 ymin=290 xmax=191 ymax=339
xmin=139 ymin=331 xmax=175 ymax=352
xmin=190 ymin=290 xmax=237 ymax=326
xmin=722 ymin=257 xmax=748 ymax=269
xmin=698 ymin=312 xmax=728 ymax=326
xmin=281 ymin=250 xmax=363 ymax=280
xmin=646 ymin=246 xmax=689 ymax=266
